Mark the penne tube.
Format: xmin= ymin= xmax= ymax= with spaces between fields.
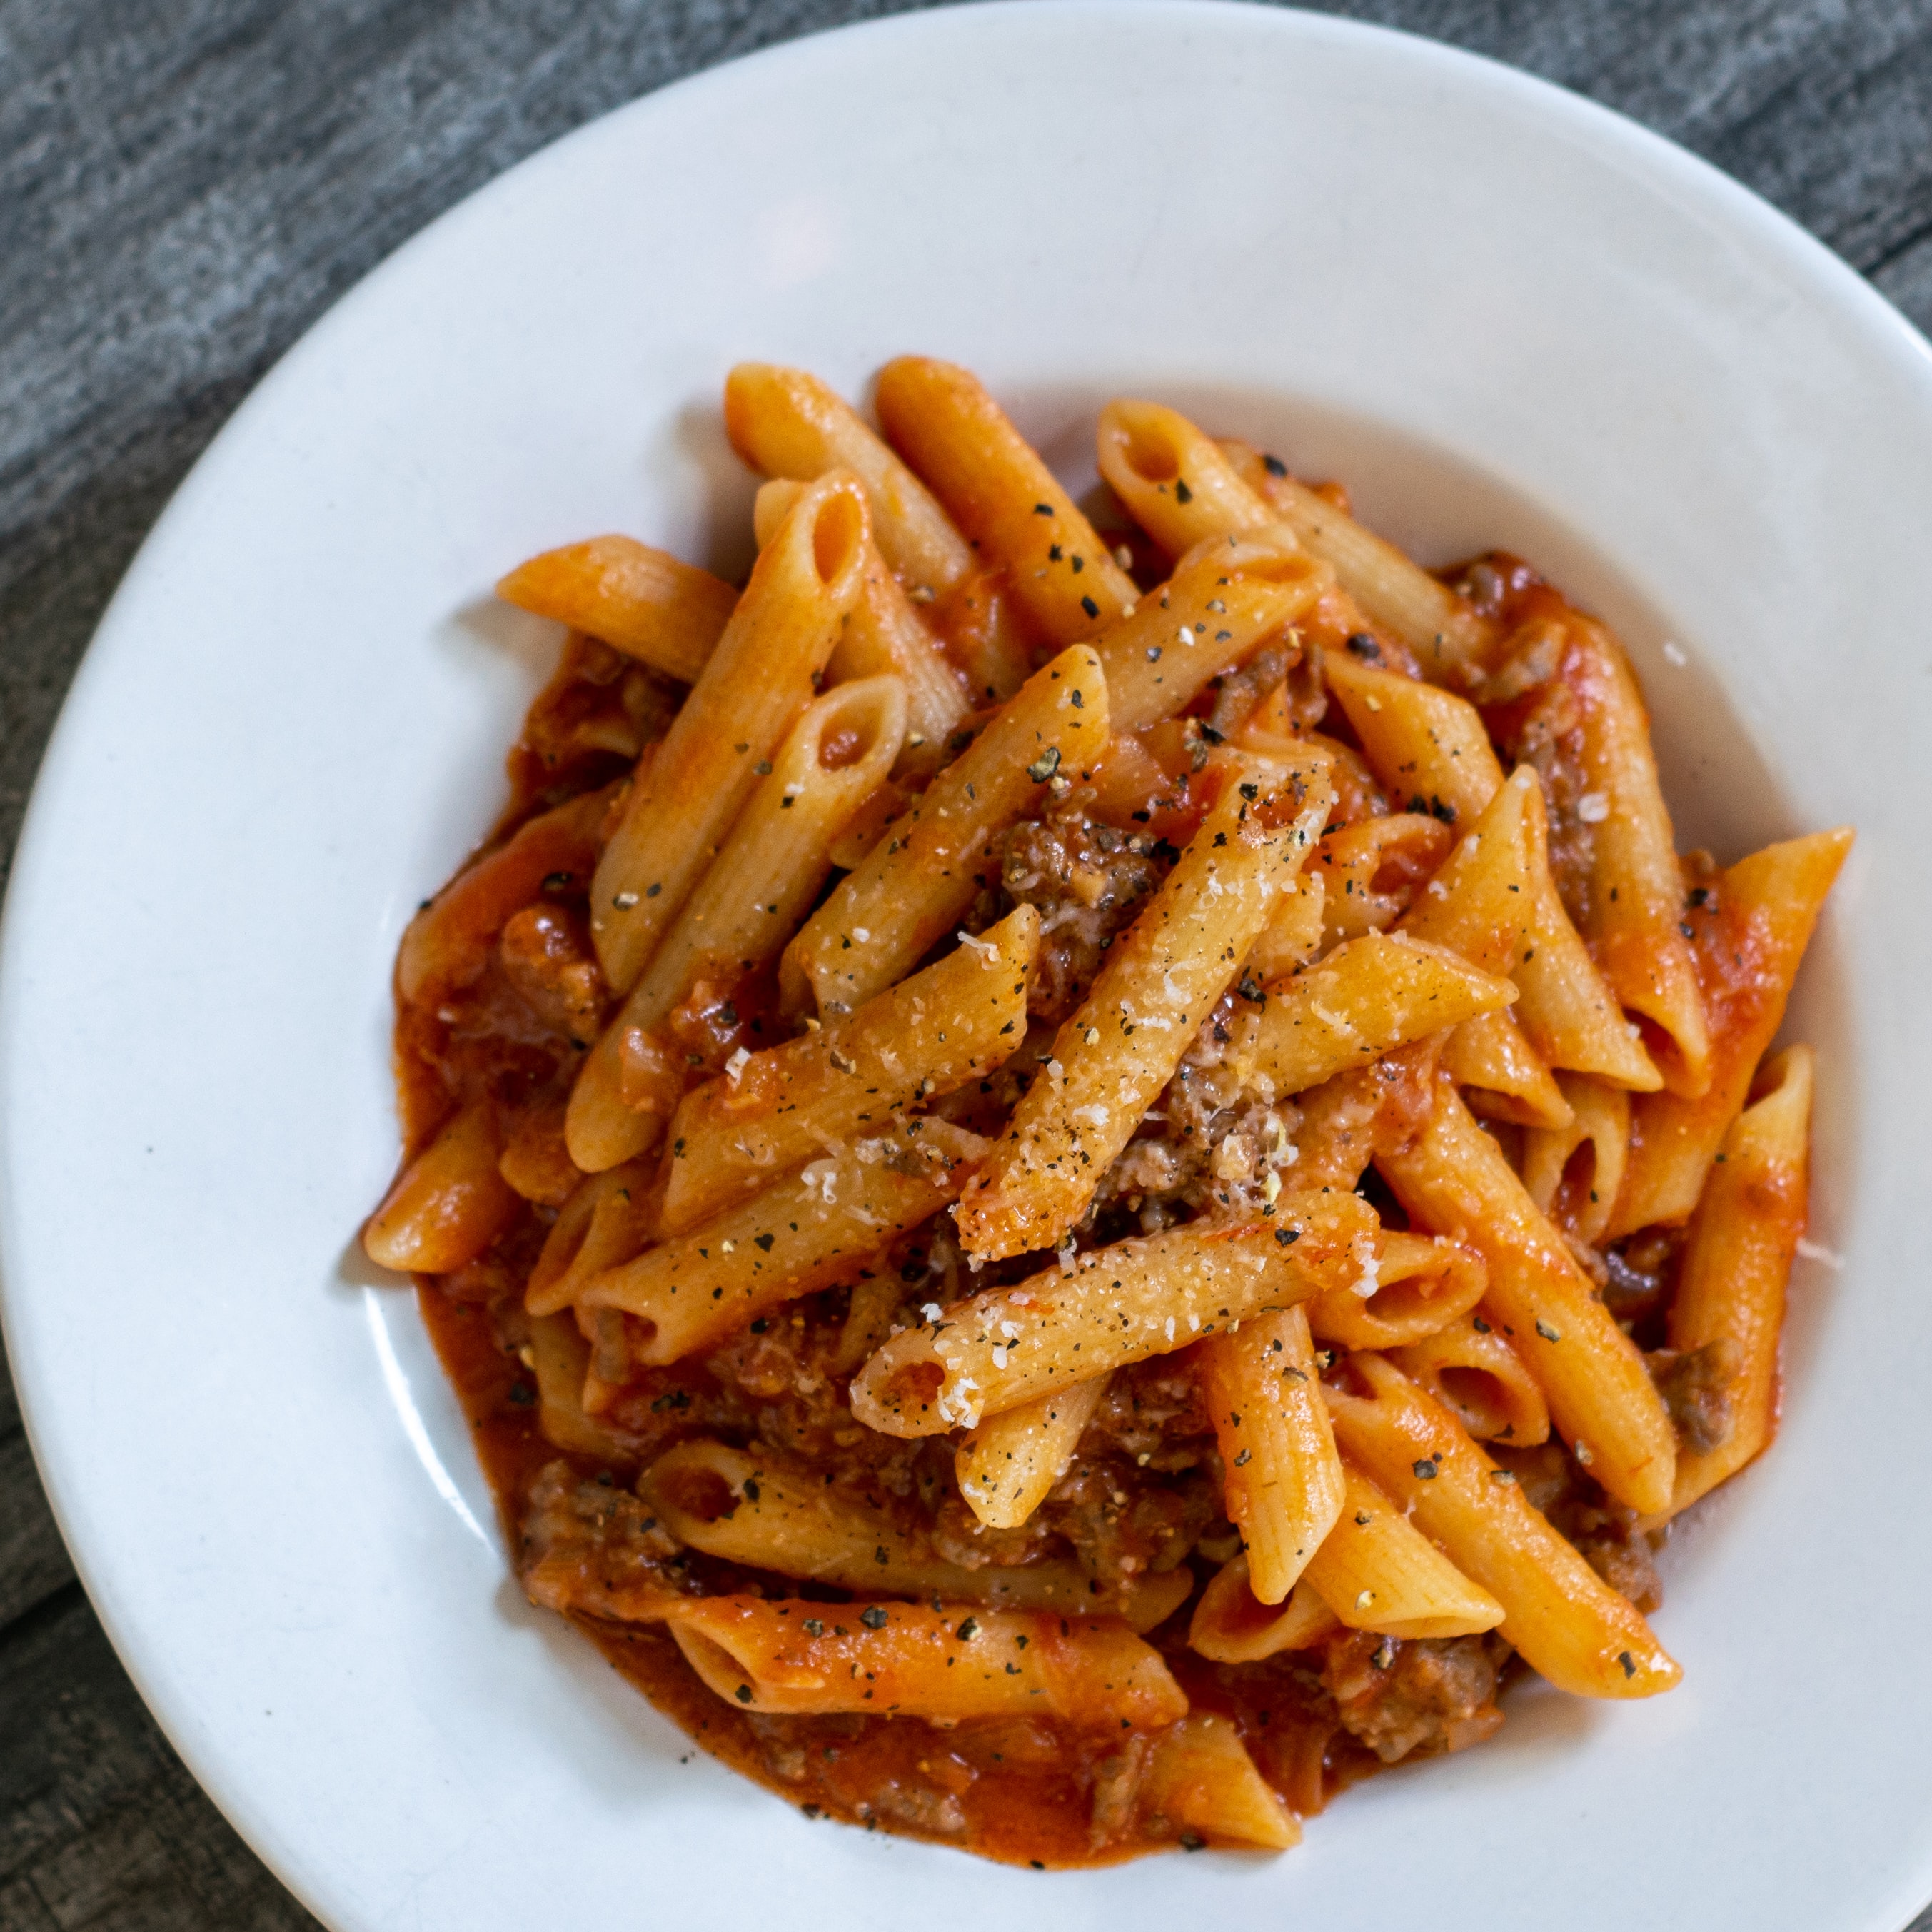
xmin=497 ymin=1100 xmax=578 ymax=1207
xmin=1090 ymin=529 xmax=1331 ymax=733
xmin=1394 ymin=770 xmax=1561 ymax=984
xmin=1250 ymin=930 xmax=1518 ymax=1097
xmin=496 ymin=534 xmax=738 ymax=683
xmin=1377 ymin=1078 xmax=1677 ymax=1516
xmin=850 ymin=1189 xmax=1380 ymax=1437
xmin=1441 ymin=1008 xmax=1574 ymax=1129
xmin=565 ymin=675 xmax=907 ymax=1171
xmin=825 ymin=778 xmax=908 ymax=873
xmin=665 ymin=1595 xmax=1189 ymax=1727
xmin=1304 ymin=1462 xmax=1506 ymax=1639
xmin=956 ymin=761 xmax=1322 ymax=1260
xmin=724 ymin=363 xmax=976 ymax=602
xmin=1097 ymin=398 xmax=1284 ymax=555
xmin=1389 ymin=1317 xmax=1551 ymax=1447
xmin=528 ymin=1312 xmax=650 ymax=1462
xmin=1097 ymin=402 xmax=1429 ymax=694
xmin=1552 ymin=618 xmax=1711 ymax=1096
xmin=1522 ymin=1073 xmax=1629 ymax=1247
xmin=590 ymin=472 xmax=871 ymax=992
xmin=364 ymin=1099 xmax=523 ymax=1274
xmin=1610 ymin=828 xmax=1851 ymax=1237
xmin=1245 ymin=870 xmax=1327 ymax=987
xmin=1196 ymin=1306 xmax=1343 ymax=1604
xmin=660 ymin=905 xmax=1038 ymax=1233
xmin=1141 ymin=1714 xmax=1301 ymax=1852
xmin=1189 ymin=1559 xmax=1339 ymax=1663
xmin=1304 ymin=1231 xmax=1489 ymax=1352
xmin=833 ymin=1270 xmax=905 ymax=1377
xmin=1313 ymin=814 xmax=1455 ymax=948
xmin=1322 ymin=650 xmax=1503 ymax=827
xmin=559 ymin=1121 xmax=988 ymax=1355
xmin=1324 ymin=1353 xmax=1679 ymax=1698
xmin=725 ymin=363 xmax=1031 ymax=701
xmin=754 ymin=476 xmax=970 ymax=756
xmin=1206 ymin=473 xmax=1438 ymax=681
xmin=1244 ymin=461 xmax=1496 ymax=678
xmin=396 ymin=784 xmax=613 ymax=1008
xmin=625 ymin=674 xmax=905 ymax=1005
xmin=525 ymin=1158 xmax=660 ymax=1314
xmin=642 ymin=1439 xmax=1187 ymax=1630
xmin=783 ymin=643 xmax=1110 ymax=1016
xmin=1400 ymin=765 xmax=1661 ymax=1091
xmin=955 ymin=1373 xmax=1110 ymax=1532
xmin=1646 ymin=1046 xmax=1813 ymax=1525
xmin=875 ymin=356 xmax=1137 ymax=643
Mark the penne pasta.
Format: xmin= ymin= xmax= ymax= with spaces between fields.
xmin=1313 ymin=814 xmax=1455 ymax=948
xmin=364 ymin=1099 xmax=522 ymax=1274
xmin=1244 ymin=870 xmax=1327 ymax=987
xmin=1645 ymin=1046 xmax=1813 ymax=1525
xmin=1322 ymin=650 xmax=1503 ymax=827
xmin=1189 ymin=1559 xmax=1339 ymax=1663
xmin=783 ymin=643 xmax=1109 ymax=1016
xmin=1377 ymin=1077 xmax=1678 ymax=1516
xmin=659 ymin=904 xmax=1037 ymax=1233
xmin=1440 ymin=1007 xmax=1574 ymax=1130
xmin=590 ymin=472 xmax=871 ymax=992
xmin=565 ymin=674 xmax=907 ymax=1172
xmin=665 ymin=1595 xmax=1188 ymax=1726
xmin=1522 ymin=1073 xmax=1629 ymax=1248
xmin=556 ymin=1121 xmax=987 ymax=1357
xmin=1324 ymin=1353 xmax=1679 ymax=1698
xmin=643 ymin=1439 xmax=1188 ymax=1629
xmin=1304 ymin=1230 xmax=1490 ymax=1352
xmin=496 ymin=534 xmax=738 ymax=683
xmin=1196 ymin=1306 xmax=1344 ymax=1604
xmin=956 ymin=759 xmax=1326 ymax=1260
xmin=724 ymin=363 xmax=975 ymax=594
xmin=1249 ymin=930 xmax=1518 ymax=1097
xmin=1304 ymin=1462 xmax=1506 ymax=1639
xmin=1610 ymin=828 xmax=1851 ymax=1236
xmin=1096 ymin=398 xmax=1284 ymax=555
xmin=396 ymin=784 xmax=612 ymax=1010
xmin=850 ymin=1189 xmax=1380 ymax=1437
xmin=1089 ymin=528 xmax=1330 ymax=733
xmin=1244 ymin=459 xmax=1496 ymax=678
xmin=955 ymin=1373 xmax=1111 ymax=1532
xmin=1531 ymin=616 xmax=1711 ymax=1096
xmin=1104 ymin=408 xmax=1439 ymax=689
xmin=525 ymin=1157 xmax=660 ymax=1314
xmin=526 ymin=1312 xmax=650 ymax=1463
xmin=1141 ymin=1714 xmax=1302 ymax=1851
xmin=1389 ymin=1317 xmax=1551 ymax=1447
xmin=1400 ymin=765 xmax=1661 ymax=1091
xmin=728 ymin=363 xmax=1033 ymax=703
xmin=875 ymin=356 xmax=1138 ymax=643
xmin=753 ymin=476 xmax=970 ymax=756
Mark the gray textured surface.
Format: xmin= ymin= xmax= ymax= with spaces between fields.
xmin=1 ymin=1 xmax=1929 ymax=1926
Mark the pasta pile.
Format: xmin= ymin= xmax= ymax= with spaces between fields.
xmin=366 ymin=358 xmax=1851 ymax=1866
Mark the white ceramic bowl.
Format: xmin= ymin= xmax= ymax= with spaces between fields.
xmin=5 ymin=5 xmax=1929 ymax=1927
